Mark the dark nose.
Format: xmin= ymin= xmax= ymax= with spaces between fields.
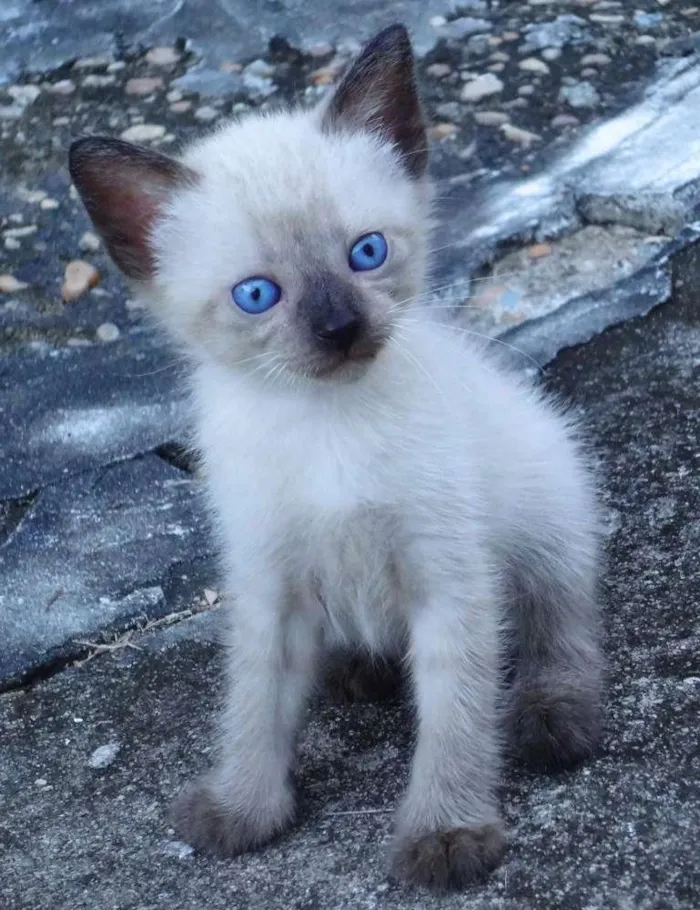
xmin=312 ymin=310 xmax=364 ymax=353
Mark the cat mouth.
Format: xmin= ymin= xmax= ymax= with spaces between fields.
xmin=306 ymin=334 xmax=387 ymax=379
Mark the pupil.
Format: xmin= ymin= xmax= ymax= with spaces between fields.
xmin=362 ymin=243 xmax=374 ymax=258
xmin=252 ymin=287 xmax=261 ymax=301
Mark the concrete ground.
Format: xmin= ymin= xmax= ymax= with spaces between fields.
xmin=1 ymin=1 xmax=700 ymax=908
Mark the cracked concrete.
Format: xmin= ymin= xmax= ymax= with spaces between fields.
xmin=1 ymin=2 xmax=700 ymax=906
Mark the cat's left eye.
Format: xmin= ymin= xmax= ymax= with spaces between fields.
xmin=348 ymin=232 xmax=388 ymax=272
xmin=231 ymin=276 xmax=282 ymax=314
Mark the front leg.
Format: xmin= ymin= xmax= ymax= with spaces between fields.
xmin=392 ymin=550 xmax=506 ymax=890
xmin=172 ymin=569 xmax=319 ymax=856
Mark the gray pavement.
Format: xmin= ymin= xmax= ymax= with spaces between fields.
xmin=1 ymin=1 xmax=700 ymax=907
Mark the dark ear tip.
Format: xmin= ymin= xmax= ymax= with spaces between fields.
xmin=368 ymin=23 xmax=413 ymax=55
xmin=69 ymin=135 xmax=114 ymax=179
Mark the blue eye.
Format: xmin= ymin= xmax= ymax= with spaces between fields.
xmin=348 ymin=232 xmax=388 ymax=272
xmin=231 ymin=276 xmax=282 ymax=314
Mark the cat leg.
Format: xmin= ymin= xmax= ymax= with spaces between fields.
xmin=507 ymin=530 xmax=604 ymax=771
xmin=172 ymin=572 xmax=319 ymax=855
xmin=391 ymin=550 xmax=506 ymax=889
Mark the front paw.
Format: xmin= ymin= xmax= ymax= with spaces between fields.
xmin=171 ymin=775 xmax=295 ymax=857
xmin=390 ymin=823 xmax=506 ymax=890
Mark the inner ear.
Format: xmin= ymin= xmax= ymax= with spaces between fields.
xmin=322 ymin=24 xmax=428 ymax=179
xmin=69 ymin=136 xmax=197 ymax=281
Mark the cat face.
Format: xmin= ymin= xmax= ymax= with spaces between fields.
xmin=70 ymin=25 xmax=430 ymax=382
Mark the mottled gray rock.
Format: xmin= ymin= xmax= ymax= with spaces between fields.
xmin=2 ymin=268 xmax=700 ymax=907
xmin=0 ymin=328 xmax=188 ymax=498
xmin=0 ymin=454 xmax=213 ymax=688
xmin=559 ymin=80 xmax=601 ymax=109
xmin=430 ymin=55 xmax=700 ymax=363
xmin=520 ymin=15 xmax=588 ymax=53
xmin=0 ymin=0 xmax=457 ymax=85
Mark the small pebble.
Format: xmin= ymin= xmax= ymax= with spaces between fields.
xmin=8 ymin=84 xmax=41 ymax=105
xmin=88 ymin=742 xmax=121 ymax=769
xmin=40 ymin=198 xmax=59 ymax=210
xmin=429 ymin=15 xmax=447 ymax=27
xmin=166 ymin=89 xmax=183 ymax=103
xmin=82 ymin=74 xmax=116 ymax=88
xmin=527 ymin=242 xmax=553 ymax=259
xmin=580 ymin=68 xmax=597 ymax=79
xmin=194 ymin=105 xmax=219 ymax=122
xmin=0 ymin=274 xmax=29 ymax=293
xmin=146 ymin=46 xmax=181 ymax=66
xmin=501 ymin=123 xmax=541 ymax=146
xmin=518 ymin=84 xmax=536 ymax=96
xmin=435 ymin=101 xmax=462 ymax=121
xmin=502 ymin=31 xmax=520 ymax=41
xmin=125 ymin=77 xmax=164 ymax=96
xmin=107 ymin=61 xmax=126 ymax=73
xmin=47 ymin=79 xmax=75 ymax=95
xmin=120 ymin=123 xmax=166 ymax=142
xmin=551 ymin=113 xmax=580 ymax=127
xmin=559 ymin=81 xmax=600 ymax=109
xmin=164 ymin=841 xmax=195 ymax=859
xmin=204 ymin=589 xmax=220 ymax=606
xmin=307 ymin=42 xmax=334 ymax=58
xmin=519 ymin=57 xmax=550 ymax=75
xmin=4 ymin=237 xmax=21 ymax=251
xmin=426 ymin=63 xmax=452 ymax=79
xmin=541 ymin=47 xmax=561 ymax=61
xmin=589 ymin=13 xmax=624 ymax=24
xmin=4 ymin=225 xmax=37 ymax=239
xmin=635 ymin=35 xmax=657 ymax=46
xmin=170 ymin=100 xmax=192 ymax=113
xmin=489 ymin=51 xmax=510 ymax=63
xmin=62 ymin=261 xmax=100 ymax=302
xmin=488 ymin=63 xmax=505 ymax=73
xmin=23 ymin=189 xmax=47 ymax=203
xmin=96 ymin=322 xmax=120 ymax=343
xmin=311 ymin=67 xmax=337 ymax=87
xmin=35 ymin=778 xmax=48 ymax=788
xmin=474 ymin=110 xmax=509 ymax=126
xmin=460 ymin=73 xmax=504 ymax=103
xmin=430 ymin=122 xmax=458 ymax=140
xmin=580 ymin=53 xmax=612 ymax=67
xmin=78 ymin=231 xmax=101 ymax=252
xmin=73 ymin=55 xmax=112 ymax=70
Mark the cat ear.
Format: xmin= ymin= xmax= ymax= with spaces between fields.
xmin=69 ymin=136 xmax=196 ymax=281
xmin=322 ymin=24 xmax=428 ymax=179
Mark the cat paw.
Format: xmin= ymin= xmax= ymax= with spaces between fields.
xmin=324 ymin=652 xmax=402 ymax=703
xmin=390 ymin=824 xmax=506 ymax=890
xmin=509 ymin=681 xmax=602 ymax=771
xmin=171 ymin=776 xmax=295 ymax=857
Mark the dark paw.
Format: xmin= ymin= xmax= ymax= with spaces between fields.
xmin=324 ymin=652 xmax=402 ymax=703
xmin=390 ymin=824 xmax=506 ymax=890
xmin=170 ymin=777 xmax=294 ymax=857
xmin=510 ymin=682 xmax=602 ymax=771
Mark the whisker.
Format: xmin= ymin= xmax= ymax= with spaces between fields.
xmin=396 ymin=316 xmax=543 ymax=374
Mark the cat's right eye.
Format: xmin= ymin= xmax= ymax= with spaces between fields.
xmin=231 ymin=277 xmax=282 ymax=314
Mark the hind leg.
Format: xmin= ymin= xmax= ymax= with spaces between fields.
xmin=507 ymin=536 xmax=604 ymax=771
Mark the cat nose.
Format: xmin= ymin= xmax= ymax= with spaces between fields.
xmin=312 ymin=310 xmax=364 ymax=353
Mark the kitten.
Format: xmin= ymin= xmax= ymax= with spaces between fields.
xmin=69 ymin=25 xmax=604 ymax=890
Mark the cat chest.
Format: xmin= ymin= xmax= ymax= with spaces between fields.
xmin=306 ymin=507 xmax=407 ymax=654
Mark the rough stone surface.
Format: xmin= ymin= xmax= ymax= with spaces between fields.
xmin=0 ymin=329 xmax=188 ymax=498
xmin=0 ymin=454 xmax=213 ymax=688
xmin=2 ymin=253 xmax=700 ymax=907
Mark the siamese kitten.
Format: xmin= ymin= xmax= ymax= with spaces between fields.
xmin=69 ymin=25 xmax=604 ymax=890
